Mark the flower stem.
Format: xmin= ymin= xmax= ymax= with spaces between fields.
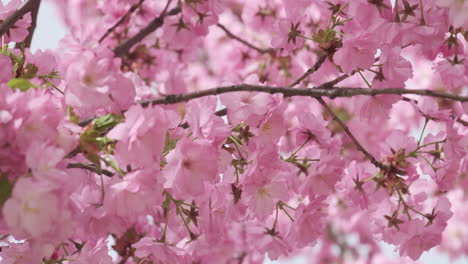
xmin=417 ymin=118 xmax=429 ymax=148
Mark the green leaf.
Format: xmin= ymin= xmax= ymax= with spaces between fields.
xmin=67 ymin=106 xmax=80 ymax=124
xmin=8 ymin=78 xmax=37 ymax=92
xmin=94 ymin=113 xmax=124 ymax=133
xmin=0 ymin=174 xmax=13 ymax=207
xmin=163 ymin=131 xmax=179 ymax=156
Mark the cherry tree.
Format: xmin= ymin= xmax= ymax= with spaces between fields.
xmin=0 ymin=0 xmax=467 ymax=263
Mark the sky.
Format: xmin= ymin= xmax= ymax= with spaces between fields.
xmin=1 ymin=0 xmax=467 ymax=263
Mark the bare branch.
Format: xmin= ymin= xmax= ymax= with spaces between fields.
xmin=138 ymin=85 xmax=467 ymax=107
xmin=0 ymin=0 xmax=40 ymax=38
xmin=216 ymin=23 xmax=274 ymax=54
xmin=113 ymin=3 xmax=181 ymax=57
xmin=288 ymin=55 xmax=328 ymax=87
xmin=21 ymin=0 xmax=41 ymax=48
xmin=99 ymin=0 xmax=145 ymax=43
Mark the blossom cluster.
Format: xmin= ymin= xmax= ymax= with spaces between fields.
xmin=0 ymin=0 xmax=467 ymax=263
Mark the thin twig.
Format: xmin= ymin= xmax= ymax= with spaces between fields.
xmin=65 ymin=146 xmax=81 ymax=159
xmin=293 ymin=54 xmax=389 ymax=172
xmin=401 ymin=96 xmax=468 ymax=127
xmin=138 ymin=85 xmax=467 ymax=107
xmin=67 ymin=163 xmax=115 ymax=177
xmin=99 ymin=0 xmax=146 ymax=43
xmin=217 ymin=23 xmax=274 ymax=54
xmin=316 ymin=73 xmax=350 ymax=89
xmin=288 ymin=54 xmax=327 ymax=87
xmin=316 ymin=97 xmax=388 ymax=171
xmin=0 ymin=0 xmax=40 ymax=38
xmin=113 ymin=3 xmax=180 ymax=57
xmin=457 ymin=118 xmax=468 ymax=126
xmin=214 ymin=55 xmax=330 ymax=117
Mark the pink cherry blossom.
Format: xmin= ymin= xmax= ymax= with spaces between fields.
xmin=0 ymin=0 xmax=467 ymax=262
xmin=165 ymin=138 xmax=219 ymax=197
xmin=2 ymin=178 xmax=72 ymax=240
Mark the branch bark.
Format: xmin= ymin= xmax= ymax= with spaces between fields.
xmin=138 ymin=85 xmax=467 ymax=107
xmin=99 ymin=0 xmax=145 ymax=43
xmin=21 ymin=0 xmax=41 ymax=48
xmin=288 ymin=55 xmax=328 ymax=87
xmin=217 ymin=23 xmax=274 ymax=54
xmin=287 ymin=56 xmax=388 ymax=172
xmin=0 ymin=0 xmax=40 ymax=38
xmin=113 ymin=4 xmax=181 ymax=57
xmin=317 ymin=97 xmax=388 ymax=171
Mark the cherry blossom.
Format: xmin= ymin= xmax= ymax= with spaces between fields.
xmin=0 ymin=0 xmax=467 ymax=263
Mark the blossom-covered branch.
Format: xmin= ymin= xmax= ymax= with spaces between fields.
xmin=2 ymin=1 xmax=468 ymax=263
xmin=139 ymin=85 xmax=467 ymax=107
xmin=0 ymin=0 xmax=39 ymax=38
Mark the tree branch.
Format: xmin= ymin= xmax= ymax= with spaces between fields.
xmin=316 ymin=73 xmax=350 ymax=89
xmin=288 ymin=55 xmax=328 ymax=87
xmin=457 ymin=117 xmax=468 ymax=127
xmin=99 ymin=0 xmax=145 ymax=43
xmin=289 ymin=56 xmax=390 ymax=173
xmin=21 ymin=0 xmax=41 ymax=48
xmin=138 ymin=85 xmax=467 ymax=107
xmin=317 ymin=97 xmax=388 ymax=171
xmin=67 ymin=163 xmax=115 ymax=177
xmin=0 ymin=0 xmax=40 ymax=38
xmin=216 ymin=23 xmax=274 ymax=54
xmin=113 ymin=3 xmax=181 ymax=57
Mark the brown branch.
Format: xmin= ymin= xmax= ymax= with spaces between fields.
xmin=21 ymin=0 xmax=41 ymax=48
xmin=113 ymin=3 xmax=181 ymax=57
xmin=316 ymin=97 xmax=388 ymax=171
xmin=139 ymin=80 xmax=465 ymax=173
xmin=99 ymin=0 xmax=145 ymax=43
xmin=294 ymin=55 xmax=389 ymax=173
xmin=316 ymin=73 xmax=350 ymax=89
xmin=216 ymin=23 xmax=274 ymax=54
xmin=212 ymin=55 xmax=330 ymax=117
xmin=67 ymin=163 xmax=115 ymax=177
xmin=457 ymin=117 xmax=468 ymax=126
xmin=138 ymin=85 xmax=467 ymax=107
xmin=215 ymin=108 xmax=227 ymax=117
xmin=288 ymin=54 xmax=328 ymax=87
xmin=65 ymin=146 xmax=81 ymax=159
xmin=0 ymin=0 xmax=40 ymax=38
